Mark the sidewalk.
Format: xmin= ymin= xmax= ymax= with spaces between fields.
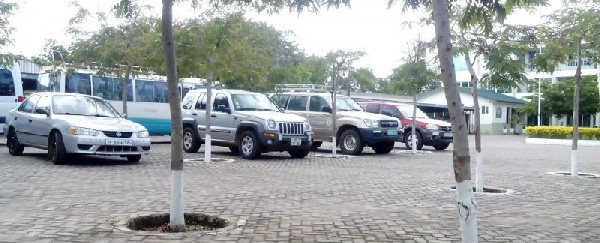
xmin=0 ymin=136 xmax=170 ymax=145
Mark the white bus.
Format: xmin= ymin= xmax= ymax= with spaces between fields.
xmin=1 ymin=63 xmax=24 ymax=135
xmin=36 ymin=67 xmax=205 ymax=136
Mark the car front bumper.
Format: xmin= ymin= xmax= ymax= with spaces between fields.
xmin=359 ymin=127 xmax=401 ymax=145
xmin=421 ymin=130 xmax=454 ymax=145
xmin=62 ymin=134 xmax=151 ymax=155
xmin=259 ymin=131 xmax=313 ymax=151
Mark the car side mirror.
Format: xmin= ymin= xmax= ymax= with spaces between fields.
xmin=217 ymin=105 xmax=231 ymax=114
xmin=122 ymin=113 xmax=128 ymax=119
xmin=321 ymin=106 xmax=332 ymax=113
xmin=35 ymin=108 xmax=49 ymax=116
xmin=279 ymin=107 xmax=285 ymax=113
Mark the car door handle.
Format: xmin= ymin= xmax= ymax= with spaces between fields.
xmin=211 ymin=114 xmax=217 ymax=118
xmin=28 ymin=119 xmax=32 ymax=123
xmin=192 ymin=113 xmax=197 ymax=116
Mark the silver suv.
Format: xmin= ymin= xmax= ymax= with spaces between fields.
xmin=181 ymin=89 xmax=313 ymax=159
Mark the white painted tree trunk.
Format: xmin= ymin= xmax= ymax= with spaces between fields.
xmin=170 ymin=170 xmax=184 ymax=230
xmin=204 ymin=61 xmax=215 ymax=163
xmin=475 ymin=152 xmax=483 ymax=192
xmin=464 ymin=53 xmax=483 ymax=193
xmin=432 ymin=0 xmax=478 ymax=241
xmin=412 ymin=94 xmax=417 ymax=154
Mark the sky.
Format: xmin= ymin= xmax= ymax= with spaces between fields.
xmin=4 ymin=0 xmax=555 ymax=78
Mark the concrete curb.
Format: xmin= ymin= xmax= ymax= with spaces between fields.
xmin=525 ymin=137 xmax=600 ymax=146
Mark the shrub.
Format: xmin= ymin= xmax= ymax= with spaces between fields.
xmin=525 ymin=126 xmax=600 ymax=140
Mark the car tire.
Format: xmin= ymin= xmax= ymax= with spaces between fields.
xmin=49 ymin=131 xmax=68 ymax=165
xmin=339 ymin=129 xmax=364 ymax=155
xmin=372 ymin=141 xmax=395 ymax=154
xmin=433 ymin=143 xmax=450 ymax=150
xmin=404 ymin=130 xmax=424 ymax=150
xmin=310 ymin=141 xmax=322 ymax=151
xmin=183 ymin=127 xmax=201 ymax=153
xmin=288 ymin=148 xmax=310 ymax=158
xmin=7 ymin=128 xmax=24 ymax=156
xmin=229 ymin=146 xmax=240 ymax=155
xmin=239 ymin=131 xmax=261 ymax=160
xmin=127 ymin=155 xmax=142 ymax=163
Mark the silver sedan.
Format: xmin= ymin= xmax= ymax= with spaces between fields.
xmin=4 ymin=92 xmax=151 ymax=164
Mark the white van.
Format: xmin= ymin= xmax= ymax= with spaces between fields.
xmin=0 ymin=63 xmax=23 ymax=135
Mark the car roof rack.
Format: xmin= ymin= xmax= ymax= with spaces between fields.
xmin=274 ymin=83 xmax=335 ymax=93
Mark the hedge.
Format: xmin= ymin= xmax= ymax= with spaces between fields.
xmin=525 ymin=126 xmax=600 ymax=140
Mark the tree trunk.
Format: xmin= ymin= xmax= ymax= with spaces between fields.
xmin=161 ymin=0 xmax=185 ymax=232
xmin=465 ymin=53 xmax=483 ymax=193
xmin=432 ymin=0 xmax=478 ymax=242
xmin=331 ymin=64 xmax=338 ymax=157
xmin=122 ymin=65 xmax=131 ymax=116
xmin=411 ymin=93 xmax=417 ymax=154
xmin=571 ymin=38 xmax=583 ymax=177
xmin=204 ymin=47 xmax=218 ymax=163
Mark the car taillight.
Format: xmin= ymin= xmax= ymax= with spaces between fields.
xmin=17 ymin=96 xmax=24 ymax=102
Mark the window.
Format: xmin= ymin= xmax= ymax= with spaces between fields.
xmin=37 ymin=72 xmax=60 ymax=93
xmin=365 ymin=105 xmax=380 ymax=114
xmin=287 ymin=96 xmax=308 ymax=111
xmin=195 ymin=93 xmax=206 ymax=110
xmin=153 ymin=82 xmax=168 ymax=103
xmin=271 ymin=95 xmax=289 ymax=108
xmin=34 ymin=96 xmax=50 ymax=114
xmin=18 ymin=95 xmax=40 ymax=113
xmin=52 ymin=95 xmax=121 ymax=117
xmin=232 ymin=93 xmax=278 ymax=111
xmin=213 ymin=93 xmax=230 ymax=112
xmin=0 ymin=69 xmax=15 ymax=96
xmin=309 ymin=96 xmax=329 ymax=112
xmin=92 ymin=76 xmax=123 ymax=100
xmin=135 ymin=80 xmax=155 ymax=102
xmin=182 ymin=94 xmax=196 ymax=110
xmin=66 ymin=73 xmax=92 ymax=95
xmin=382 ymin=105 xmax=400 ymax=118
xmin=481 ymin=106 xmax=489 ymax=114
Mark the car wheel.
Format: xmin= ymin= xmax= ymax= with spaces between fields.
xmin=7 ymin=128 xmax=24 ymax=156
xmin=404 ymin=130 xmax=424 ymax=150
xmin=127 ymin=155 xmax=142 ymax=163
xmin=288 ymin=148 xmax=310 ymax=158
xmin=310 ymin=141 xmax=322 ymax=151
xmin=372 ymin=141 xmax=395 ymax=154
xmin=433 ymin=143 xmax=450 ymax=150
xmin=239 ymin=131 xmax=261 ymax=160
xmin=339 ymin=129 xmax=364 ymax=155
xmin=49 ymin=131 xmax=68 ymax=165
xmin=229 ymin=146 xmax=240 ymax=155
xmin=183 ymin=127 xmax=201 ymax=153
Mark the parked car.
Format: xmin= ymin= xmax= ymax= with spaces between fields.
xmin=4 ymin=92 xmax=151 ymax=164
xmin=359 ymin=102 xmax=453 ymax=150
xmin=181 ymin=89 xmax=313 ymax=160
xmin=269 ymin=92 xmax=401 ymax=155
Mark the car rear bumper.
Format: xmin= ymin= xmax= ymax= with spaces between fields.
xmin=63 ymin=134 xmax=151 ymax=155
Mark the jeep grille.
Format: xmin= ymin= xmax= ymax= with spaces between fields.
xmin=379 ymin=120 xmax=399 ymax=128
xmin=278 ymin=122 xmax=304 ymax=135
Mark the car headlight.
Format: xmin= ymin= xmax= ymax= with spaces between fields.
xmin=303 ymin=120 xmax=312 ymax=131
xmin=267 ymin=119 xmax=277 ymax=130
xmin=426 ymin=123 xmax=439 ymax=130
xmin=137 ymin=130 xmax=150 ymax=138
xmin=363 ymin=119 xmax=379 ymax=128
xmin=69 ymin=127 xmax=99 ymax=136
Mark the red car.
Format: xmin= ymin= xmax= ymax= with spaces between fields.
xmin=358 ymin=102 xmax=453 ymax=150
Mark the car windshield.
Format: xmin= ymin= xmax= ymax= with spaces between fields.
xmin=397 ymin=105 xmax=429 ymax=118
xmin=232 ymin=93 xmax=279 ymax=111
xmin=52 ymin=95 xmax=122 ymax=118
xmin=326 ymin=96 xmax=363 ymax=111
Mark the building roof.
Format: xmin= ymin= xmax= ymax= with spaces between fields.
xmin=457 ymin=87 xmax=527 ymax=105
xmin=420 ymin=87 xmax=527 ymax=105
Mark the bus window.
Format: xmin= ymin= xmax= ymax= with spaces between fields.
xmin=92 ymin=76 xmax=123 ymax=100
xmin=153 ymin=82 xmax=168 ymax=103
xmin=135 ymin=80 xmax=155 ymax=102
xmin=37 ymin=72 xmax=60 ymax=93
xmin=66 ymin=73 xmax=92 ymax=95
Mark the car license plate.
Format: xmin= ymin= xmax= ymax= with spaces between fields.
xmin=445 ymin=132 xmax=453 ymax=138
xmin=387 ymin=130 xmax=398 ymax=136
xmin=106 ymin=139 xmax=133 ymax=146
xmin=290 ymin=137 xmax=301 ymax=146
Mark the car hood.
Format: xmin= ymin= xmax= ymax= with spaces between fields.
xmin=236 ymin=111 xmax=307 ymax=123
xmin=54 ymin=115 xmax=146 ymax=132
xmin=338 ymin=110 xmax=396 ymax=121
xmin=414 ymin=117 xmax=451 ymax=126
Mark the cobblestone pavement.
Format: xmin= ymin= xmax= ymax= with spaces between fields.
xmin=0 ymin=135 xmax=599 ymax=242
